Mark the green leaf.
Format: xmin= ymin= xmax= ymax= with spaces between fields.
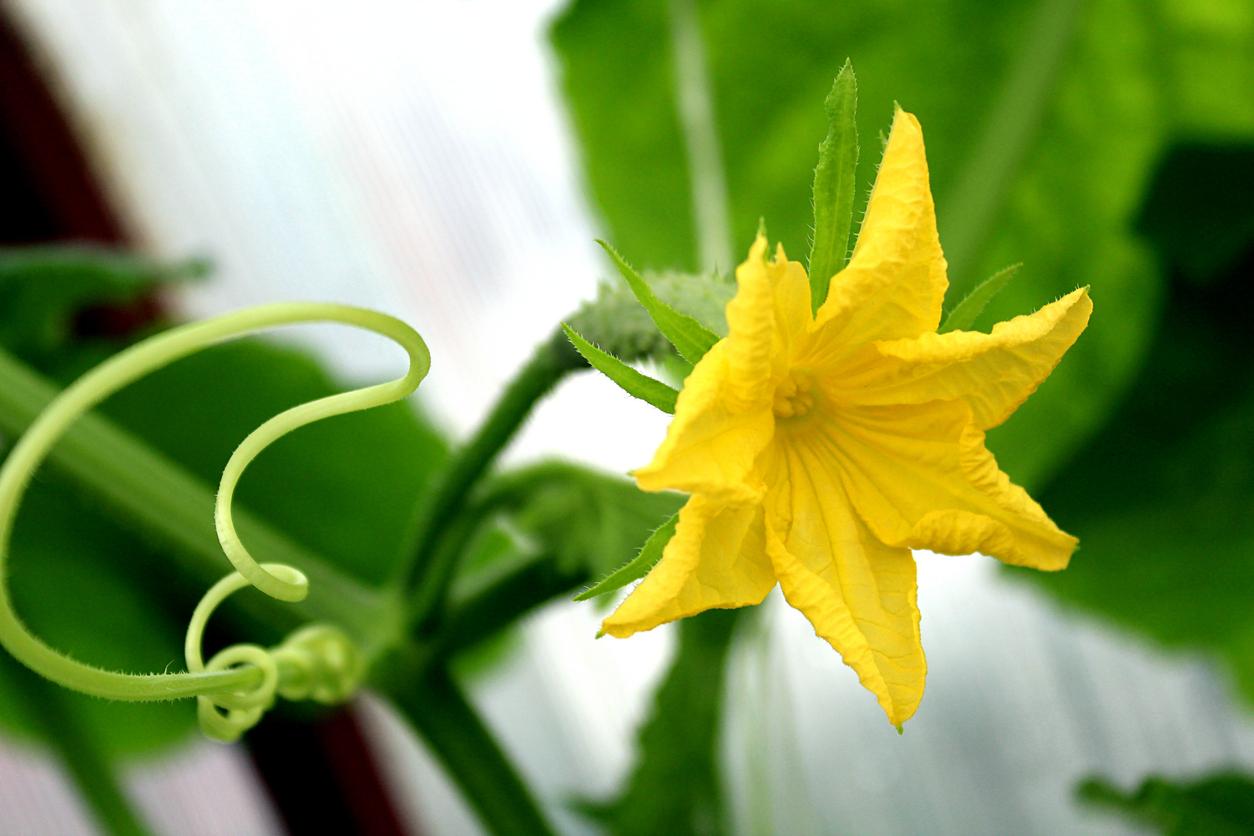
xmin=1136 ymin=144 xmax=1254 ymax=285
xmin=1079 ymin=772 xmax=1254 ymax=835
xmin=1015 ymin=146 xmax=1254 ymax=704
xmin=575 ymin=511 xmax=677 ymax=602
xmin=599 ymin=241 xmax=719 ymax=365
xmin=0 ymin=246 xmax=205 ymax=359
xmin=807 ymin=59 xmax=859 ymax=311
xmin=577 ymin=610 xmax=740 ymax=835
xmin=552 ymin=0 xmax=1254 ymax=489
xmin=939 ymin=263 xmax=1021 ymax=332
xmin=562 ymin=324 xmax=678 ymax=413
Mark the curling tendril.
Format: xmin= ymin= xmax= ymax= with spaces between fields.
xmin=0 ymin=303 xmax=430 ymax=741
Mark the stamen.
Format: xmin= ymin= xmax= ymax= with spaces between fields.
xmin=773 ymin=375 xmax=815 ymax=418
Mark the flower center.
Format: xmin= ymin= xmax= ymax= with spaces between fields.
xmin=773 ymin=374 xmax=815 ymax=419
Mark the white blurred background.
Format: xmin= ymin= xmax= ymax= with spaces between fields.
xmin=1 ymin=1 xmax=1251 ymax=834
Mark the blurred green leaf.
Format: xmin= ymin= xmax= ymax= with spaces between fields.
xmin=1016 ymin=146 xmax=1254 ymax=702
xmin=577 ymin=610 xmax=740 ymax=836
xmin=0 ymin=245 xmax=205 ymax=359
xmin=1136 ymin=144 xmax=1254 ymax=285
xmin=562 ymin=324 xmax=679 ymax=414
xmin=443 ymin=527 xmax=549 ymax=680
xmin=551 ymin=0 xmax=1254 ymax=488
xmin=0 ymin=248 xmax=450 ymax=757
xmin=1079 ymin=772 xmax=1254 ymax=835
xmin=807 ymin=59 xmax=859 ymax=310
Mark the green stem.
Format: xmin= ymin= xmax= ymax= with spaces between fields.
xmin=0 ymin=346 xmax=396 ymax=654
xmin=381 ymin=661 xmax=555 ymax=836
xmin=595 ymin=611 xmax=741 ymax=835
xmin=441 ymin=552 xmax=585 ymax=659
xmin=370 ymin=550 xmax=587 ymax=701
xmin=11 ymin=665 xmax=150 ymax=836
xmin=399 ymin=330 xmax=582 ymax=631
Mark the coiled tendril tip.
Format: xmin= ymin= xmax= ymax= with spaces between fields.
xmin=0 ymin=303 xmax=429 ymax=739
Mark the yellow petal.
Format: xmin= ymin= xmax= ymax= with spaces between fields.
xmin=602 ymin=495 xmax=776 ymax=638
xmin=766 ymin=242 xmax=814 ymax=356
xmin=804 ymin=108 xmax=948 ymax=366
xmin=721 ymin=234 xmax=778 ymax=400
xmin=765 ymin=437 xmax=926 ymax=726
xmin=633 ymin=341 xmax=774 ymax=501
xmin=634 ymin=236 xmax=809 ymax=500
xmin=822 ymin=401 xmax=1077 ymax=570
xmin=723 ymin=235 xmax=813 ymax=397
xmin=839 ymin=288 xmax=1092 ymax=429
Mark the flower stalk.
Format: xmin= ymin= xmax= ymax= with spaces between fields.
xmin=400 ymin=328 xmax=584 ymax=633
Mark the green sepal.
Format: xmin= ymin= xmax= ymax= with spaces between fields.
xmin=598 ymin=241 xmax=719 ymax=364
xmin=575 ymin=511 xmax=678 ymax=602
xmin=940 ymin=263 xmax=1021 ymax=332
xmin=807 ymin=60 xmax=859 ymax=312
xmin=562 ymin=324 xmax=678 ymax=414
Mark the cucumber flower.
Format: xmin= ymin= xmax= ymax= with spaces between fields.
xmin=602 ymin=108 xmax=1092 ymax=727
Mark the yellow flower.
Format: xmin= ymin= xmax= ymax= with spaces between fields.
xmin=601 ymin=108 xmax=1093 ymax=727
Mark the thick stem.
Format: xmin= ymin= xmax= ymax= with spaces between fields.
xmin=399 ymin=330 xmax=582 ymax=631
xmin=368 ymin=551 xmax=586 ymax=707
xmin=439 ymin=551 xmax=586 ymax=660
xmin=382 ymin=660 xmax=555 ymax=836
